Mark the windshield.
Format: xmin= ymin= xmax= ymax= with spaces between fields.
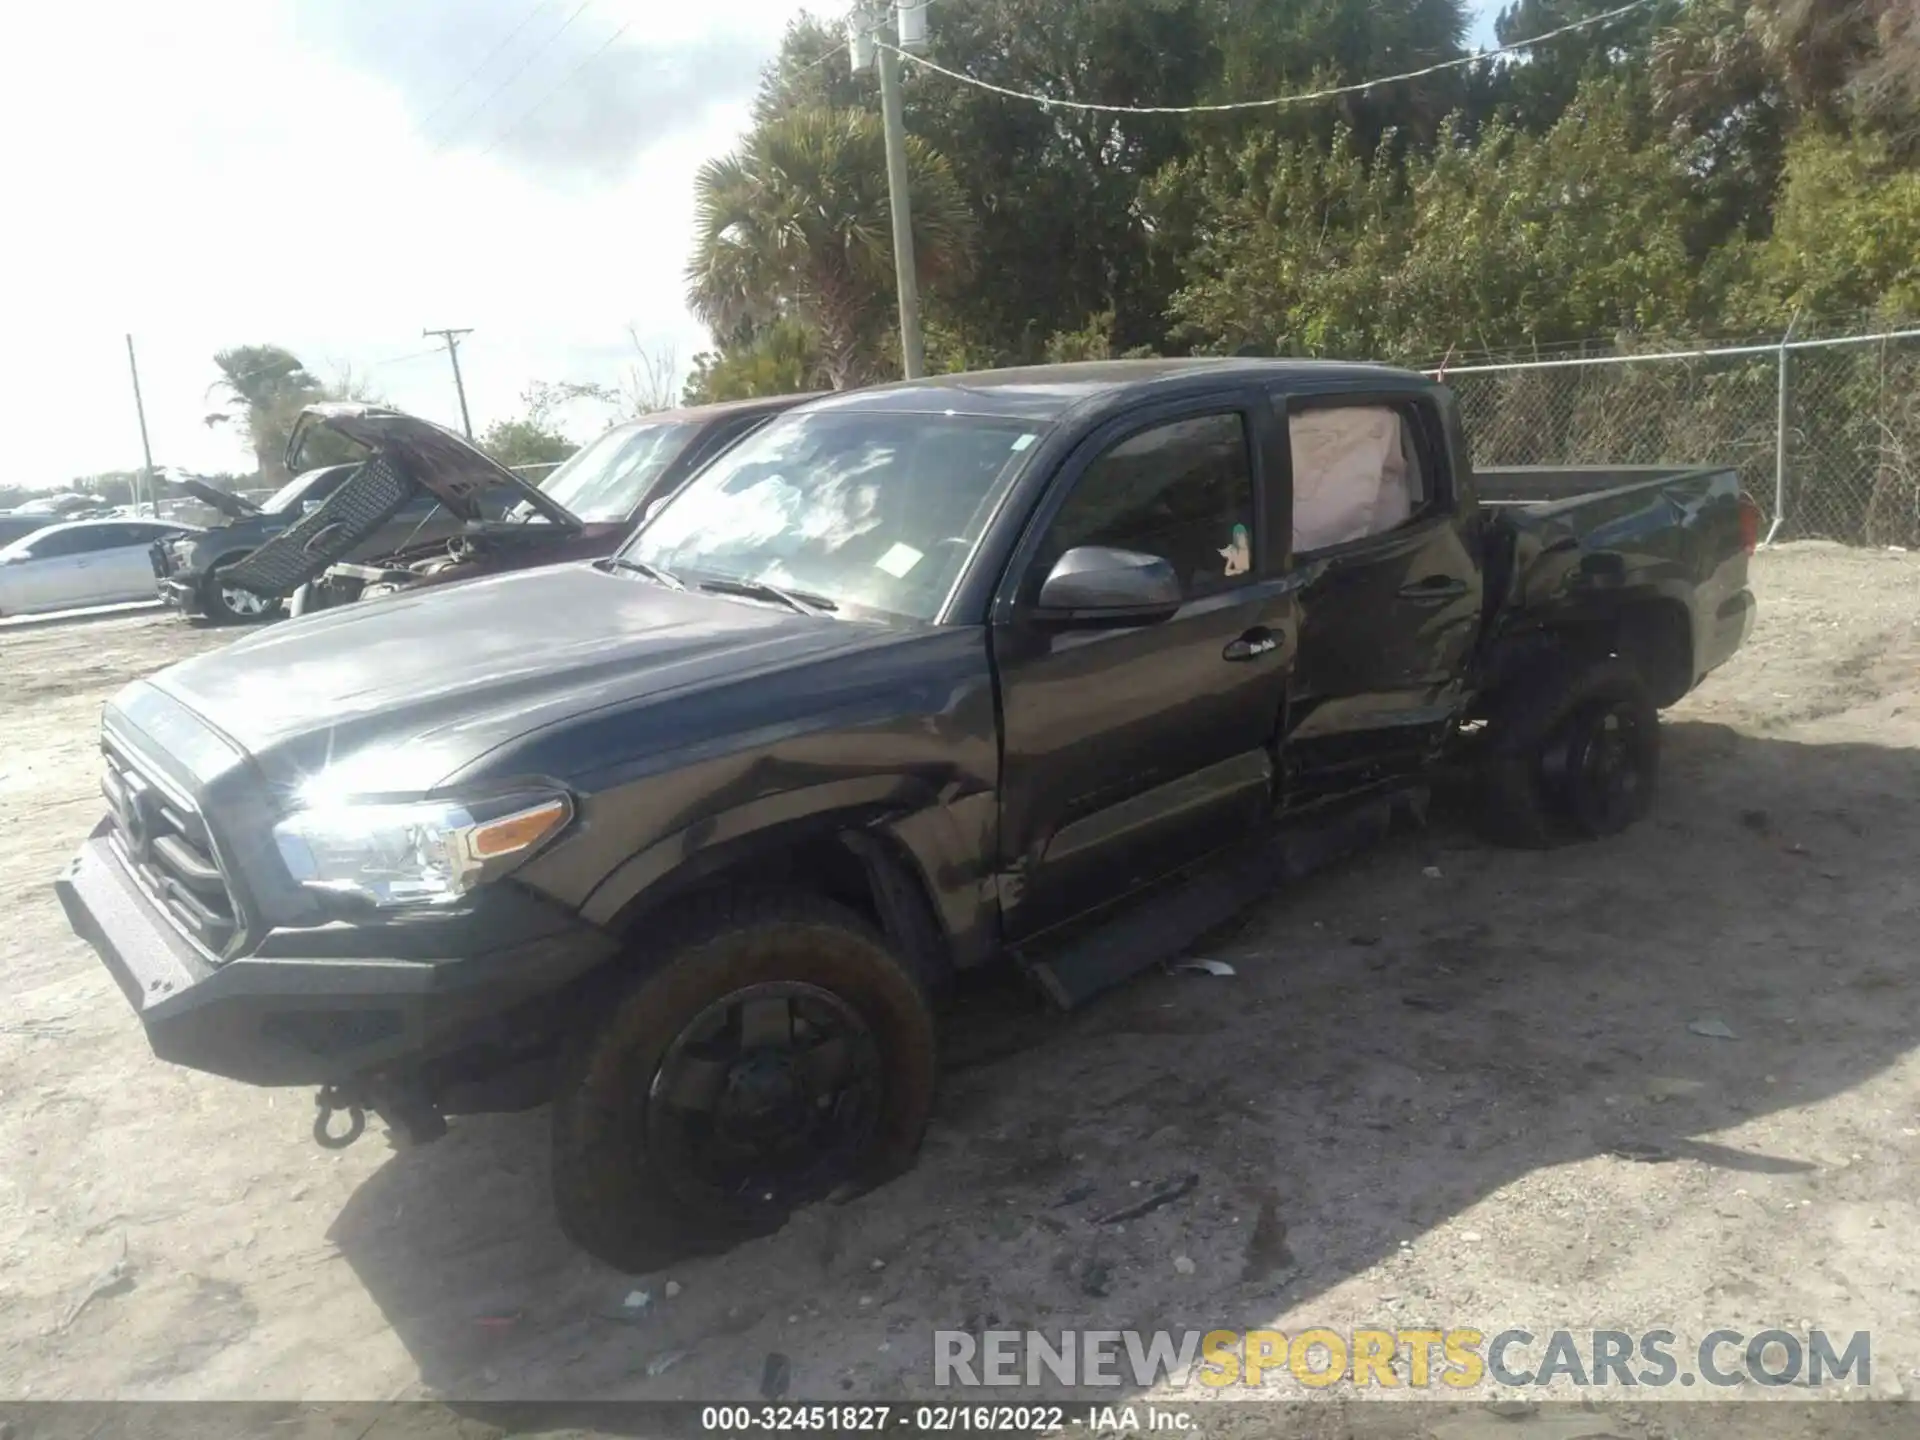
xmin=259 ymin=473 xmax=321 ymax=514
xmin=537 ymin=420 xmax=703 ymax=523
xmin=622 ymin=410 xmax=1043 ymax=621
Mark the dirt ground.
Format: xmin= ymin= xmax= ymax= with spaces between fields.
xmin=4 ymin=543 xmax=1920 ymax=1426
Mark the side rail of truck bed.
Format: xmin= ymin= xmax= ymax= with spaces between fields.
xmin=1475 ymin=464 xmax=1731 ymax=509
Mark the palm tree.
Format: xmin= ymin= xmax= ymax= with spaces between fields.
xmin=204 ymin=345 xmax=324 ymax=485
xmin=685 ymin=108 xmax=977 ymax=390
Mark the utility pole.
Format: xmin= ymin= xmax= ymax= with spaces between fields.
xmin=856 ymin=2 xmax=926 ymax=379
xmin=125 ymin=334 xmax=156 ymax=515
xmin=423 ymin=327 xmax=475 ymax=438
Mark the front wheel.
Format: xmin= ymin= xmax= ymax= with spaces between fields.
xmin=550 ymin=889 xmax=937 ymax=1272
xmin=1476 ymin=656 xmax=1659 ymax=848
xmin=203 ymin=565 xmax=283 ymax=625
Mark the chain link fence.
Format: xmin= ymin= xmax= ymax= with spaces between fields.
xmin=1439 ymin=330 xmax=1920 ymax=547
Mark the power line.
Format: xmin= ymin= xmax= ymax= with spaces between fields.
xmin=416 ymin=0 xmax=561 ymax=138
xmin=479 ymin=17 xmax=635 ymax=157
xmin=879 ymin=0 xmax=1655 ymax=115
xmin=434 ymin=0 xmax=598 ymax=154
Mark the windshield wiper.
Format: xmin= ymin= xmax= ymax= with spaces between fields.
xmin=696 ymin=575 xmax=839 ymax=616
xmin=601 ymin=556 xmax=685 ymax=590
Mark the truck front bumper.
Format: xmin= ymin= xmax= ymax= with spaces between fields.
xmin=55 ymin=828 xmax=616 ymax=1088
xmin=156 ymin=575 xmax=206 ymax=615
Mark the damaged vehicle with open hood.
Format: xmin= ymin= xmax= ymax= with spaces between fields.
xmin=280 ymin=396 xmax=812 ymax=616
xmin=152 ymin=464 xmax=473 ymax=624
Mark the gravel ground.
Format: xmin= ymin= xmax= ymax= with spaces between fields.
xmin=3 ymin=544 xmax=1920 ymax=1430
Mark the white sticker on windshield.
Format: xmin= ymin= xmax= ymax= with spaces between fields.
xmin=1010 ymin=433 xmax=1037 ymax=452
xmin=876 ymin=542 xmax=923 ymax=578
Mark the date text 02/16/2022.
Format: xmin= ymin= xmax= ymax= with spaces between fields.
xmin=698 ymin=1405 xmax=1192 ymax=1433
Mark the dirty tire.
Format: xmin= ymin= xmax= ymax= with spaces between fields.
xmin=1476 ymin=656 xmax=1659 ymax=849
xmin=550 ymin=888 xmax=937 ymax=1273
xmin=202 ymin=563 xmax=282 ymax=625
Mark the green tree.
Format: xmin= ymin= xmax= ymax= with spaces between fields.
xmin=1733 ymin=128 xmax=1920 ymax=325
xmin=684 ymin=318 xmax=826 ymax=403
xmin=686 ymin=108 xmax=976 ymax=389
xmin=481 ymin=419 xmax=577 ymax=470
xmin=205 ymin=346 xmax=325 ymax=486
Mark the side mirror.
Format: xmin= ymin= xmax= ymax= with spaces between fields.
xmin=1034 ymin=545 xmax=1183 ymax=626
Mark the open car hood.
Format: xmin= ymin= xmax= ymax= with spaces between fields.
xmin=287 ymin=403 xmax=581 ymax=527
xmin=217 ymin=404 xmax=584 ymax=601
xmin=169 ymin=475 xmax=261 ymax=520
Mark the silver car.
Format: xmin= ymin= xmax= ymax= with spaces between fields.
xmin=0 ymin=518 xmax=201 ymax=617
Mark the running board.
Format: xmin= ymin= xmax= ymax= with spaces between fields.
xmin=1022 ymin=791 xmax=1406 ymax=1012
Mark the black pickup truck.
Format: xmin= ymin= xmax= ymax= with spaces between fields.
xmin=55 ymin=359 xmax=1757 ymax=1271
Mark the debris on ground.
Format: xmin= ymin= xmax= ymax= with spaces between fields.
xmin=1174 ymin=959 xmax=1236 ymax=977
xmin=1173 ymin=1256 xmax=1196 ymax=1275
xmin=1094 ymin=1173 xmax=1200 ymax=1225
xmin=1687 ymin=1017 xmax=1738 ymax=1040
xmin=1078 ymin=1261 xmax=1113 ymax=1298
xmin=1054 ymin=1183 xmax=1096 ymax=1208
xmin=646 ymin=1348 xmax=691 ymax=1378
xmin=664 ymin=1280 xmax=682 ymax=1299
xmin=760 ymin=1352 xmax=792 ymax=1399
xmin=1402 ymin=994 xmax=1451 ymax=1012
xmin=1609 ymin=1140 xmax=1676 ymax=1164
xmin=1422 ymin=866 xmax=1444 ymax=879
xmin=1739 ymin=809 xmax=1772 ymax=834
xmin=57 ymin=1233 xmax=132 ymax=1333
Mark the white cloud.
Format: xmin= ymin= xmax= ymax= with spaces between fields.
xmin=1 ymin=0 xmax=813 ymax=485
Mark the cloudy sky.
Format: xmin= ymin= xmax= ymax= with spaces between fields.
xmin=6 ymin=0 xmax=1501 ymax=488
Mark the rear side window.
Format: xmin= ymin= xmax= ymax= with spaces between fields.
xmin=1288 ymin=404 xmax=1430 ymax=555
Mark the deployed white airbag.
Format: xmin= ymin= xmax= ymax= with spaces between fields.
xmin=1290 ymin=407 xmax=1417 ymax=554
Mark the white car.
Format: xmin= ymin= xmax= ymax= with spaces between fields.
xmin=0 ymin=518 xmax=201 ymax=617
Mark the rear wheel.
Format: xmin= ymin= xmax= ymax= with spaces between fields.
xmin=203 ymin=562 xmax=282 ymax=625
xmin=550 ymin=889 xmax=936 ymax=1272
xmin=1476 ymin=656 xmax=1659 ymax=848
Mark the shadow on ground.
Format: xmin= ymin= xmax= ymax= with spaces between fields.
xmin=325 ymin=720 xmax=1920 ymax=1406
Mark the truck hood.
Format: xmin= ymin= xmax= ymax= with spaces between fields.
xmin=136 ymin=562 xmax=900 ymax=792
xmin=289 ymin=403 xmax=581 ymax=527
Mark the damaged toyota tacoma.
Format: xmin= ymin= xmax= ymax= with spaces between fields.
xmin=55 ymin=359 xmax=1758 ymax=1271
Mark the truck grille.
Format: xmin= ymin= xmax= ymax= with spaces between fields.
xmin=101 ymin=737 xmax=237 ymax=954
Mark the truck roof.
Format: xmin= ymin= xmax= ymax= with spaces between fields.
xmin=801 ymin=357 xmax=1431 ymax=424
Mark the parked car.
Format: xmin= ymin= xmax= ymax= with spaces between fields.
xmin=54 ymin=359 xmax=1758 ymax=1270
xmin=0 ymin=517 xmax=201 ymax=617
xmin=268 ymin=395 xmax=812 ymax=615
xmin=151 ymin=465 xmax=476 ymax=624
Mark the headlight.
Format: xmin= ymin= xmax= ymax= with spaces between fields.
xmin=272 ymin=792 xmax=571 ymax=908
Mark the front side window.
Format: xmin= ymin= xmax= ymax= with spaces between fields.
xmin=626 ymin=410 xmax=1043 ymax=620
xmin=15 ymin=526 xmax=102 ymax=560
xmin=1039 ymin=413 xmax=1256 ymax=598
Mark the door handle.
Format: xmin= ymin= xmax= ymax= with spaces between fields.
xmin=1223 ymin=629 xmax=1281 ymax=661
xmin=1397 ymin=575 xmax=1468 ymax=601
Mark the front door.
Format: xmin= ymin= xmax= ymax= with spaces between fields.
xmin=1279 ymin=395 xmax=1485 ymax=805
xmin=991 ymin=401 xmax=1301 ymax=942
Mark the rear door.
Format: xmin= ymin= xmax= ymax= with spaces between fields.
xmin=1278 ymin=390 xmax=1484 ymax=805
xmin=991 ymin=394 xmax=1301 ymax=941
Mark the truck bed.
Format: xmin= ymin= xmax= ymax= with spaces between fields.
xmin=1474 ymin=461 xmax=1755 ymax=704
